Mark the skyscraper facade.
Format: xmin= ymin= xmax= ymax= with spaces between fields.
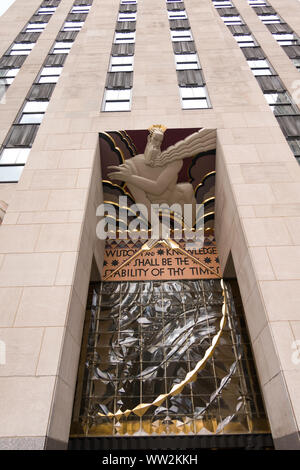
xmin=0 ymin=0 xmax=299 ymax=450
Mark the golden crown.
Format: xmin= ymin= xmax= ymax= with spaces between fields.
xmin=148 ymin=124 xmax=167 ymax=135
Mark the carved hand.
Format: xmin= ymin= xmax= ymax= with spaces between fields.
xmin=108 ymin=164 xmax=132 ymax=183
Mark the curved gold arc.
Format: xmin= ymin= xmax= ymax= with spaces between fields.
xmin=98 ymin=279 xmax=228 ymax=419
xmin=101 ymin=132 xmax=125 ymax=164
xmin=194 ymin=171 xmax=216 ymax=195
xmin=122 ymin=130 xmax=137 ymax=154
xmin=114 ymin=130 xmax=136 ymax=157
xmin=102 ymin=180 xmax=133 ymax=199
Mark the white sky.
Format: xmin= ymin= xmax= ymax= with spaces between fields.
xmin=0 ymin=0 xmax=16 ymax=17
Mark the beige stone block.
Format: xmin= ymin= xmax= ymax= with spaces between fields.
xmin=55 ymin=252 xmax=78 ymax=286
xmin=36 ymin=327 xmax=65 ymax=376
xmin=25 ymin=151 xmax=61 ymax=170
xmin=243 ymin=282 xmax=268 ymax=341
xmin=249 ymin=247 xmax=275 ymax=281
xmin=66 ymin=289 xmax=86 ymax=346
xmin=234 ymin=251 xmax=257 ymax=305
xmin=0 ymin=376 xmax=55 ymax=437
xmin=46 ymin=377 xmax=74 ymax=445
xmin=0 ymin=225 xmax=41 ymax=253
xmin=45 ymin=133 xmax=84 ymax=151
xmin=58 ymin=329 xmax=81 ymax=390
xmin=242 ymin=218 xmax=292 ymax=247
xmin=17 ymin=211 xmax=70 ymax=225
xmin=271 ymin=183 xmax=300 ymax=204
xmin=237 ymin=206 xmax=256 ymax=218
xmin=0 ymin=253 xmax=60 ymax=287
xmin=1 ymin=212 xmax=19 ymax=225
xmin=254 ymin=204 xmax=300 ymax=218
xmin=252 ymin=324 xmax=280 ymax=386
xmin=15 ymin=286 xmax=71 ymax=327
xmin=267 ymin=246 xmax=300 ymax=280
xmin=35 ymin=223 xmax=81 ymax=253
xmin=232 ymin=183 xmax=276 ymax=205
xmin=241 ymin=163 xmax=293 ymax=183
xmin=285 ymin=218 xmax=300 ymax=245
xmin=68 ymin=210 xmax=84 ymax=223
xmin=270 ymin=322 xmax=300 ymax=372
xmin=58 ymin=149 xmax=94 ymax=170
xmin=284 ymin=370 xmax=300 ymax=430
xmin=76 ymin=169 xmax=92 ymax=188
xmin=0 ymin=328 xmax=43 ymax=376
xmin=290 ymin=322 xmax=300 ymax=346
xmin=260 ymin=280 xmax=300 ymax=322
xmin=0 ymin=288 xmax=22 ymax=327
xmin=30 ymin=169 xmax=78 ymax=190
xmin=47 ymin=189 xmax=88 ymax=211
xmin=255 ymin=143 xmax=294 ymax=163
xmin=220 ymin=144 xmax=260 ymax=164
xmin=8 ymin=191 xmax=50 ymax=212
xmin=263 ymin=371 xmax=299 ymax=443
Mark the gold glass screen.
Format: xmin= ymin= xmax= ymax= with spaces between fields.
xmin=70 ymin=279 xmax=270 ymax=437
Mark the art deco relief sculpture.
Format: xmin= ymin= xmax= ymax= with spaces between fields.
xmin=108 ymin=125 xmax=216 ymax=216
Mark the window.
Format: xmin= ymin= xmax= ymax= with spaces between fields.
xmin=19 ymin=101 xmax=48 ymax=124
xmin=102 ymin=89 xmax=131 ymax=112
xmin=0 ymin=68 xmax=19 ymax=86
xmin=37 ymin=7 xmax=56 ymax=14
xmin=71 ymin=6 xmax=91 ymax=13
xmin=247 ymin=59 xmax=273 ymax=75
xmin=258 ymin=14 xmax=280 ymax=24
xmin=168 ymin=10 xmax=187 ymax=19
xmin=272 ymin=33 xmax=299 ymax=46
xmin=0 ymin=148 xmax=30 ymax=164
xmin=175 ymin=53 xmax=200 ymax=70
xmin=249 ymin=0 xmax=267 ymax=5
xmin=114 ymin=32 xmax=136 ymax=43
xmin=221 ymin=15 xmax=243 ymax=25
xmin=25 ymin=23 xmax=47 ymax=32
xmin=180 ymin=86 xmax=210 ymax=109
xmin=213 ymin=1 xmax=233 ymax=7
xmin=118 ymin=12 xmax=137 ymax=21
xmin=109 ymin=56 xmax=134 ymax=72
xmin=9 ymin=43 xmax=35 ymax=56
xmin=38 ymin=66 xmax=62 ymax=83
xmin=171 ymin=30 xmax=193 ymax=41
xmin=52 ymin=41 xmax=73 ymax=54
xmin=0 ymin=165 xmax=24 ymax=183
xmin=292 ymin=58 xmax=300 ymax=70
xmin=63 ymin=21 xmax=84 ymax=31
xmin=234 ymin=35 xmax=255 ymax=47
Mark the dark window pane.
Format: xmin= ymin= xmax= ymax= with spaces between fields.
xmin=173 ymin=41 xmax=196 ymax=54
xmin=106 ymin=72 xmax=133 ymax=89
xmin=177 ymin=69 xmax=204 ymax=86
xmin=0 ymin=55 xmax=26 ymax=68
xmin=241 ymin=47 xmax=265 ymax=59
xmin=254 ymin=6 xmax=276 ymax=15
xmin=169 ymin=19 xmax=190 ymax=30
xmin=115 ymin=21 xmax=136 ymax=32
xmin=227 ymin=25 xmax=250 ymax=35
xmin=282 ymin=45 xmax=300 ymax=59
xmin=256 ymin=75 xmax=285 ymax=92
xmin=28 ymin=83 xmax=55 ymax=100
xmin=44 ymin=54 xmax=67 ymax=66
xmin=266 ymin=23 xmax=293 ymax=34
xmin=277 ymin=116 xmax=300 ymax=137
xmin=111 ymin=43 xmax=135 ymax=56
xmin=5 ymin=124 xmax=39 ymax=147
xmin=15 ymin=32 xmax=41 ymax=43
xmin=57 ymin=31 xmax=78 ymax=41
